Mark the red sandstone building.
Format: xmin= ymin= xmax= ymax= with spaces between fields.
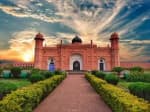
xmin=34 ymin=32 xmax=120 ymax=71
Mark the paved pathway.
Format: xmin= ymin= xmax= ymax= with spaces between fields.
xmin=34 ymin=74 xmax=112 ymax=112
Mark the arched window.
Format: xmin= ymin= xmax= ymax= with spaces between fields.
xmin=48 ymin=58 xmax=55 ymax=72
xmin=99 ymin=58 xmax=106 ymax=71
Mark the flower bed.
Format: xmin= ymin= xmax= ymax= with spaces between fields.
xmin=85 ymin=73 xmax=150 ymax=112
xmin=0 ymin=74 xmax=66 ymax=112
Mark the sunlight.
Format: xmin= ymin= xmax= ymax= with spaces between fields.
xmin=23 ymin=54 xmax=32 ymax=62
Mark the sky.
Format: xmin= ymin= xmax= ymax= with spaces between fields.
xmin=0 ymin=0 xmax=150 ymax=62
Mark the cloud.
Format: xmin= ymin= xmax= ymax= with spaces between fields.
xmin=0 ymin=0 xmax=149 ymax=61
xmin=120 ymin=39 xmax=150 ymax=44
xmin=0 ymin=30 xmax=75 ymax=61
xmin=0 ymin=30 xmax=36 ymax=61
xmin=0 ymin=2 xmax=61 ymax=22
xmin=119 ymin=43 xmax=149 ymax=61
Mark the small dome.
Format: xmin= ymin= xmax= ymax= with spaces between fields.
xmin=110 ymin=32 xmax=119 ymax=40
xmin=34 ymin=32 xmax=44 ymax=40
xmin=72 ymin=35 xmax=82 ymax=44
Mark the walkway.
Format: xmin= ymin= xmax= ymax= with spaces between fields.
xmin=34 ymin=74 xmax=112 ymax=112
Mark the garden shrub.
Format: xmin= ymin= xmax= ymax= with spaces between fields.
xmin=128 ymin=82 xmax=150 ymax=102
xmin=2 ymin=71 xmax=11 ymax=79
xmin=0 ymin=68 xmax=3 ymax=77
xmin=125 ymin=72 xmax=150 ymax=82
xmin=54 ymin=69 xmax=63 ymax=75
xmin=29 ymin=73 xmax=45 ymax=83
xmin=112 ymin=67 xmax=124 ymax=75
xmin=31 ymin=68 xmax=40 ymax=74
xmin=0 ymin=82 xmax=17 ymax=93
xmin=95 ymin=71 xmax=106 ymax=79
xmin=104 ymin=73 xmax=119 ymax=85
xmin=0 ymin=82 xmax=17 ymax=100
xmin=91 ymin=70 xmax=99 ymax=75
xmin=85 ymin=73 xmax=150 ymax=112
xmin=41 ymin=71 xmax=54 ymax=78
xmin=11 ymin=67 xmax=22 ymax=78
xmin=20 ymin=70 xmax=30 ymax=78
xmin=0 ymin=75 xmax=66 ymax=112
xmin=130 ymin=66 xmax=144 ymax=73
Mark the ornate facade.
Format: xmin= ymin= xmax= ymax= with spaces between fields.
xmin=34 ymin=32 xmax=120 ymax=71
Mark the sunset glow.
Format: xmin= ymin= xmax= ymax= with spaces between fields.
xmin=0 ymin=0 xmax=149 ymax=62
xmin=23 ymin=54 xmax=33 ymax=62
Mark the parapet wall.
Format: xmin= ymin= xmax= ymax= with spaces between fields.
xmin=120 ymin=62 xmax=150 ymax=69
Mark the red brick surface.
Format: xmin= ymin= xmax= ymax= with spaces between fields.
xmin=34 ymin=75 xmax=112 ymax=112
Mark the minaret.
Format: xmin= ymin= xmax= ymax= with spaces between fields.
xmin=110 ymin=32 xmax=120 ymax=69
xmin=34 ymin=32 xmax=44 ymax=69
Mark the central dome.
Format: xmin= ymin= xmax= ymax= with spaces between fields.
xmin=72 ymin=35 xmax=82 ymax=44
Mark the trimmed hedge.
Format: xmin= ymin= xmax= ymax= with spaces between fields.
xmin=54 ymin=69 xmax=64 ymax=75
xmin=94 ymin=71 xmax=106 ymax=79
xmin=130 ymin=66 xmax=144 ymax=73
xmin=0 ymin=82 xmax=17 ymax=100
xmin=125 ymin=72 xmax=150 ymax=82
xmin=104 ymin=74 xmax=119 ymax=85
xmin=29 ymin=73 xmax=45 ymax=83
xmin=91 ymin=70 xmax=99 ymax=75
xmin=11 ymin=67 xmax=22 ymax=78
xmin=20 ymin=70 xmax=30 ymax=78
xmin=2 ymin=71 xmax=11 ymax=79
xmin=85 ymin=73 xmax=150 ymax=112
xmin=128 ymin=82 xmax=150 ymax=102
xmin=0 ymin=74 xmax=66 ymax=112
xmin=41 ymin=71 xmax=54 ymax=78
xmin=0 ymin=68 xmax=3 ymax=77
xmin=112 ymin=67 xmax=124 ymax=75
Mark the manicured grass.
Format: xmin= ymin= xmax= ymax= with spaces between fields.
xmin=117 ymin=80 xmax=150 ymax=91
xmin=0 ymin=79 xmax=31 ymax=89
xmin=0 ymin=79 xmax=31 ymax=99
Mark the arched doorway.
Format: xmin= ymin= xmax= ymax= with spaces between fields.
xmin=73 ymin=61 xmax=80 ymax=71
xmin=70 ymin=54 xmax=83 ymax=71
xmin=48 ymin=58 xmax=55 ymax=72
xmin=99 ymin=59 xmax=106 ymax=71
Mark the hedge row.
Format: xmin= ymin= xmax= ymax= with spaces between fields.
xmin=91 ymin=71 xmax=119 ymax=85
xmin=128 ymin=82 xmax=150 ymax=102
xmin=125 ymin=72 xmax=150 ymax=82
xmin=85 ymin=73 xmax=150 ymax=112
xmin=0 ymin=74 xmax=66 ymax=112
xmin=1 ymin=70 xmax=30 ymax=79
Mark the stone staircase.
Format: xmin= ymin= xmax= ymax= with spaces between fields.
xmin=66 ymin=70 xmax=87 ymax=75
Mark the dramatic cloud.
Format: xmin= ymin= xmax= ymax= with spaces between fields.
xmin=0 ymin=30 xmax=75 ymax=61
xmin=0 ymin=0 xmax=149 ymax=61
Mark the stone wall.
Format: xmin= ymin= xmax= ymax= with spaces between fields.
xmin=120 ymin=62 xmax=150 ymax=70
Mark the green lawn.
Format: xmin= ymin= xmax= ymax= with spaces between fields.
xmin=0 ymin=79 xmax=31 ymax=97
xmin=0 ymin=79 xmax=31 ymax=88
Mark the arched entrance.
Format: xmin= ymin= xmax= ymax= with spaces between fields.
xmin=73 ymin=61 xmax=80 ymax=71
xmin=70 ymin=54 xmax=83 ymax=71
xmin=99 ymin=59 xmax=106 ymax=71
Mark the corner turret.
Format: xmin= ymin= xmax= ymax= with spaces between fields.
xmin=34 ymin=32 xmax=44 ymax=69
xmin=110 ymin=32 xmax=120 ymax=68
xmin=110 ymin=32 xmax=119 ymax=50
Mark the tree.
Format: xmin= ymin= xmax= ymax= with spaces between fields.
xmin=11 ymin=67 xmax=22 ymax=78
xmin=112 ymin=67 xmax=124 ymax=75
